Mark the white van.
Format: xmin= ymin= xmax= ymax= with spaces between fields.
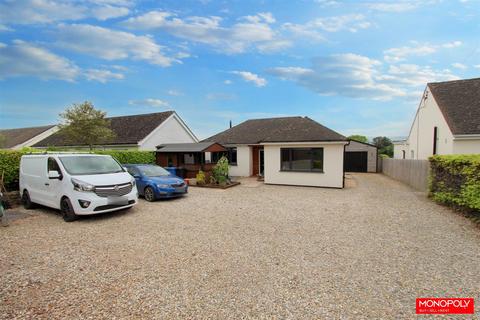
xmin=19 ymin=153 xmax=138 ymax=222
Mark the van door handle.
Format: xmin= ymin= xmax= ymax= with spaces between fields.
xmin=45 ymin=183 xmax=50 ymax=186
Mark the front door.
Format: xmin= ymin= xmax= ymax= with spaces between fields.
xmin=259 ymin=149 xmax=264 ymax=176
xmin=251 ymin=146 xmax=264 ymax=176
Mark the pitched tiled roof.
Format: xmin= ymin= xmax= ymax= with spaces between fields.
xmin=428 ymin=78 xmax=480 ymax=135
xmin=0 ymin=125 xmax=55 ymax=149
xmin=156 ymin=142 xmax=226 ymax=152
xmin=204 ymin=116 xmax=346 ymax=144
xmin=34 ymin=111 xmax=174 ymax=147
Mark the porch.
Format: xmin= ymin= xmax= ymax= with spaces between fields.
xmin=156 ymin=142 xmax=227 ymax=178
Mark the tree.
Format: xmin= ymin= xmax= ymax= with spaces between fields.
xmin=58 ymin=101 xmax=115 ymax=150
xmin=0 ymin=133 xmax=6 ymax=148
xmin=372 ymin=136 xmax=393 ymax=157
xmin=347 ymin=135 xmax=368 ymax=143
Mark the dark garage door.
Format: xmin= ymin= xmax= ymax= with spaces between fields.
xmin=345 ymin=151 xmax=368 ymax=172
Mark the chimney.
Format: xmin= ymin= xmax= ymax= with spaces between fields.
xmin=229 ymin=120 xmax=232 ymax=128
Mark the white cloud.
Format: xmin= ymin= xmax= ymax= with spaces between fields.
xmin=231 ymin=71 xmax=267 ymax=87
xmin=0 ymin=0 xmax=131 ymax=25
xmin=269 ymin=54 xmax=403 ymax=100
xmin=0 ymin=40 xmax=80 ymax=81
xmin=91 ymin=5 xmax=130 ymax=20
xmin=442 ymin=41 xmax=462 ymax=48
xmin=55 ymin=24 xmax=178 ymax=66
xmin=385 ymin=64 xmax=459 ymax=86
xmin=167 ymin=89 xmax=182 ymax=96
xmin=205 ymin=93 xmax=236 ymax=100
xmin=0 ymin=24 xmax=14 ymax=32
xmin=384 ymin=45 xmax=437 ymax=63
xmin=474 ymin=65 xmax=480 ymax=69
xmin=268 ymin=54 xmax=460 ymax=101
xmin=84 ymin=68 xmax=124 ymax=82
xmin=122 ymin=11 xmax=290 ymax=54
xmin=451 ymin=62 xmax=467 ymax=70
xmin=282 ymin=14 xmax=370 ymax=41
xmin=0 ymin=40 xmax=126 ymax=83
xmin=384 ymin=41 xmax=463 ymax=63
xmin=366 ymin=2 xmax=418 ymax=12
xmin=128 ymin=98 xmax=170 ymax=108
xmin=224 ymin=80 xmax=232 ymax=85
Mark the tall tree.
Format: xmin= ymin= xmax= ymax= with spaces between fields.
xmin=59 ymin=101 xmax=115 ymax=150
xmin=347 ymin=134 xmax=368 ymax=143
xmin=372 ymin=136 xmax=393 ymax=157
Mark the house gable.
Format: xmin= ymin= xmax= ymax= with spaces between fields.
xmin=138 ymin=112 xmax=198 ymax=150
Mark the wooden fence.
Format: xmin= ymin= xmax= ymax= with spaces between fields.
xmin=381 ymin=158 xmax=430 ymax=191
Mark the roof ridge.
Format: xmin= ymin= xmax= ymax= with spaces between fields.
xmin=428 ymin=77 xmax=480 ymax=86
xmin=106 ymin=110 xmax=174 ymax=120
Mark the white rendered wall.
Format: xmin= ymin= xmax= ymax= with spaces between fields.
xmin=452 ymin=139 xmax=480 ymax=154
xmin=263 ymin=143 xmax=346 ymax=188
xmin=139 ymin=115 xmax=198 ymax=150
xmin=229 ymin=145 xmax=251 ymax=177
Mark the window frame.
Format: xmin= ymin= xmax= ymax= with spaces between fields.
xmin=280 ymin=147 xmax=324 ymax=173
xmin=211 ymin=147 xmax=238 ymax=166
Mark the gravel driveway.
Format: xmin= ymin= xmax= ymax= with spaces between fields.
xmin=1 ymin=173 xmax=479 ymax=319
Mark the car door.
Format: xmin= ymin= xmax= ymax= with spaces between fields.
xmin=44 ymin=157 xmax=64 ymax=208
xmin=127 ymin=167 xmax=145 ymax=196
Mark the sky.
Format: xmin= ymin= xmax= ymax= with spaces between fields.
xmin=0 ymin=0 xmax=479 ymax=139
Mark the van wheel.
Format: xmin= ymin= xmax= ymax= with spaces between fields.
xmin=22 ymin=190 xmax=35 ymax=209
xmin=144 ymin=187 xmax=156 ymax=202
xmin=60 ymin=198 xmax=77 ymax=222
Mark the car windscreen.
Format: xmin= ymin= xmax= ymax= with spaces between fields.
xmin=138 ymin=165 xmax=170 ymax=177
xmin=59 ymin=156 xmax=124 ymax=175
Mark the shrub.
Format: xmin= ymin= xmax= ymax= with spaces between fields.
xmin=212 ymin=156 xmax=229 ymax=181
xmin=196 ymin=170 xmax=206 ymax=185
xmin=429 ymin=154 xmax=480 ymax=212
xmin=0 ymin=149 xmax=155 ymax=191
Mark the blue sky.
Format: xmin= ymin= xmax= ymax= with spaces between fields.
xmin=1 ymin=0 xmax=479 ymax=139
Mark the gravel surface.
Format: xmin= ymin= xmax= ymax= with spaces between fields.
xmin=1 ymin=173 xmax=479 ymax=319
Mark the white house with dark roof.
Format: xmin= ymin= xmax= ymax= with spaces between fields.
xmin=394 ymin=78 xmax=480 ymax=160
xmin=0 ymin=125 xmax=59 ymax=150
xmin=204 ymin=116 xmax=348 ymax=188
xmin=33 ymin=111 xmax=198 ymax=150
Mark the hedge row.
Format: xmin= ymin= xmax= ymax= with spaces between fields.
xmin=0 ymin=149 xmax=156 ymax=190
xmin=429 ymin=154 xmax=480 ymax=212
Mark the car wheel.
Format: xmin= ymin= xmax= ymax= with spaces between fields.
xmin=22 ymin=190 xmax=35 ymax=209
xmin=60 ymin=197 xmax=77 ymax=222
xmin=144 ymin=187 xmax=156 ymax=202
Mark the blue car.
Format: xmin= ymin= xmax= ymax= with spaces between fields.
xmin=123 ymin=164 xmax=188 ymax=201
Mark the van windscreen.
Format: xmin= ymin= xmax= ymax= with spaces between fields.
xmin=59 ymin=156 xmax=124 ymax=175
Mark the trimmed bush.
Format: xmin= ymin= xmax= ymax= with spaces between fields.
xmin=0 ymin=149 xmax=155 ymax=191
xmin=429 ymin=154 xmax=480 ymax=212
xmin=95 ymin=150 xmax=155 ymax=165
xmin=0 ymin=150 xmax=25 ymax=190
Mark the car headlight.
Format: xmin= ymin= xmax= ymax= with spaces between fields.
xmin=71 ymin=178 xmax=95 ymax=192
xmin=131 ymin=178 xmax=136 ymax=187
xmin=157 ymin=184 xmax=170 ymax=188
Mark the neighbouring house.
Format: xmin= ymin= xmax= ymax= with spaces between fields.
xmin=394 ymin=78 xmax=480 ymax=160
xmin=156 ymin=142 xmax=227 ymax=178
xmin=204 ymin=116 xmax=348 ymax=188
xmin=33 ymin=111 xmax=198 ymax=150
xmin=0 ymin=125 xmax=59 ymax=150
xmin=345 ymin=140 xmax=378 ymax=172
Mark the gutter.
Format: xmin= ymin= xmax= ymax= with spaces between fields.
xmin=453 ymin=134 xmax=480 ymax=140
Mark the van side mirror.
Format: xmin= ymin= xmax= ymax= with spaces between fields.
xmin=133 ymin=174 xmax=141 ymax=179
xmin=48 ymin=170 xmax=62 ymax=180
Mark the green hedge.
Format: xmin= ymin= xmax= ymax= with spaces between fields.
xmin=429 ymin=154 xmax=480 ymax=212
xmin=0 ymin=149 xmax=155 ymax=190
xmin=95 ymin=150 xmax=156 ymax=165
xmin=0 ymin=150 xmax=25 ymax=190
